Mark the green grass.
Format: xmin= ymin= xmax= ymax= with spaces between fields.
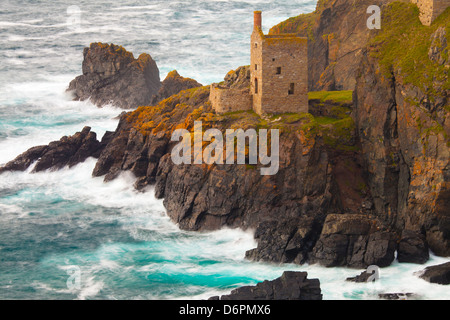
xmin=308 ymin=90 xmax=353 ymax=103
xmin=299 ymin=112 xmax=357 ymax=152
xmin=369 ymin=2 xmax=450 ymax=96
xmin=269 ymin=0 xmax=333 ymax=40
xmin=315 ymin=116 xmax=340 ymax=125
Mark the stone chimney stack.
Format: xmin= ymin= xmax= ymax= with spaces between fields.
xmin=254 ymin=11 xmax=262 ymax=30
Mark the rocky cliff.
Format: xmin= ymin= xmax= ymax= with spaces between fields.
xmin=1 ymin=1 xmax=448 ymax=270
xmin=353 ymin=2 xmax=450 ymax=256
xmin=88 ymin=71 xmax=392 ymax=267
xmin=67 ymin=43 xmax=161 ymax=109
xmin=270 ymin=0 xmax=401 ymax=91
xmin=67 ymin=43 xmax=201 ymax=109
xmin=88 ymin=1 xmax=449 ymax=266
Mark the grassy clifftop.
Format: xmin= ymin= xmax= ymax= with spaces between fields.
xmin=125 ymin=85 xmax=356 ymax=156
xmin=369 ymin=2 xmax=450 ymax=96
xmin=268 ymin=0 xmax=331 ymax=37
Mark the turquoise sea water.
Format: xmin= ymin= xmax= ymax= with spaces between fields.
xmin=0 ymin=0 xmax=449 ymax=300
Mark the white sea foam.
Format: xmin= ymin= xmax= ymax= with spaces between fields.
xmin=77 ymin=277 xmax=105 ymax=300
xmin=1 ymin=0 xmax=449 ymax=300
xmin=6 ymin=160 xmax=450 ymax=300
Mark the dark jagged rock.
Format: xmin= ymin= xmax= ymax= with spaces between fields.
xmin=268 ymin=2 xmax=450 ymax=262
xmin=67 ymin=43 xmax=161 ymax=109
xmin=209 ymin=272 xmax=322 ymax=300
xmin=93 ymin=85 xmax=351 ymax=235
xmin=245 ymin=217 xmax=321 ymax=265
xmin=310 ymin=214 xmax=397 ymax=268
xmin=378 ymin=293 xmax=417 ymax=300
xmin=151 ymin=70 xmax=202 ymax=105
xmin=0 ymin=145 xmax=48 ymax=173
xmin=418 ymin=262 xmax=450 ymax=285
xmin=154 ymin=130 xmax=339 ymax=232
xmin=346 ymin=270 xmax=373 ymax=283
xmin=93 ymin=86 xmax=211 ymax=184
xmin=222 ymin=65 xmax=251 ymax=89
xmin=397 ymin=230 xmax=429 ymax=264
xmin=0 ymin=127 xmax=111 ymax=174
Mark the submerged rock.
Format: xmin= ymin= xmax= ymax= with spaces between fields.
xmin=378 ymin=293 xmax=417 ymax=300
xmin=209 ymin=271 xmax=322 ymax=300
xmin=346 ymin=270 xmax=373 ymax=283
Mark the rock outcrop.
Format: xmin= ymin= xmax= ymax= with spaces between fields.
xmin=151 ymin=70 xmax=202 ymax=105
xmin=346 ymin=270 xmax=374 ymax=283
xmin=418 ymin=262 xmax=450 ymax=285
xmin=378 ymin=293 xmax=417 ymax=300
xmin=67 ymin=43 xmax=204 ymax=110
xmin=245 ymin=217 xmax=321 ymax=265
xmin=270 ymin=0 xmax=396 ymax=91
xmin=67 ymin=43 xmax=161 ymax=109
xmin=222 ymin=65 xmax=251 ymax=89
xmin=209 ymin=271 xmax=322 ymax=300
xmin=0 ymin=127 xmax=113 ymax=173
xmin=310 ymin=214 xmax=397 ymax=268
xmin=397 ymin=230 xmax=430 ymax=264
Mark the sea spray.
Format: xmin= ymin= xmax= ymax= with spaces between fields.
xmin=0 ymin=0 xmax=449 ymax=300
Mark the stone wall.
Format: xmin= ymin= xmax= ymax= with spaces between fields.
xmin=260 ymin=35 xmax=308 ymax=114
xmin=411 ymin=0 xmax=450 ymax=25
xmin=209 ymin=84 xmax=252 ymax=113
xmin=212 ymin=11 xmax=309 ymax=116
xmin=250 ymin=28 xmax=308 ymax=115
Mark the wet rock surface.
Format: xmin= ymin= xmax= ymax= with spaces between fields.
xmin=209 ymin=271 xmax=322 ymax=300
xmin=397 ymin=230 xmax=430 ymax=264
xmin=0 ymin=126 xmax=112 ymax=173
xmin=378 ymin=293 xmax=417 ymax=300
xmin=418 ymin=262 xmax=450 ymax=285
xmin=310 ymin=214 xmax=397 ymax=268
